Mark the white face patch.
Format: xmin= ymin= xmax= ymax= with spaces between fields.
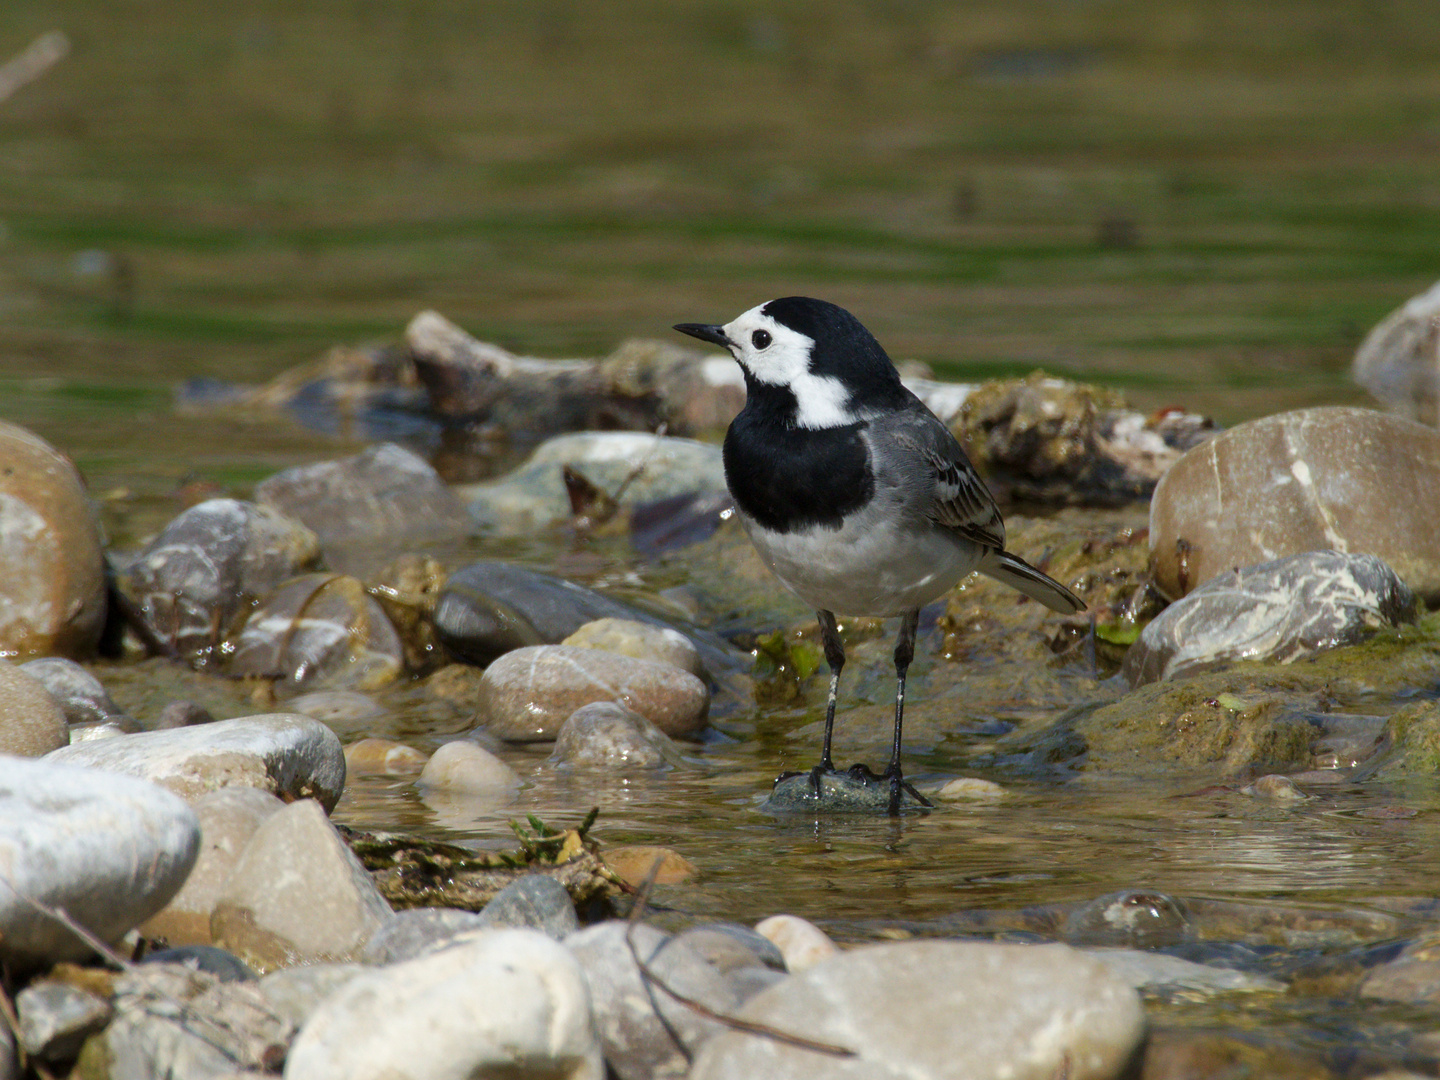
xmin=722 ymin=303 xmax=855 ymax=429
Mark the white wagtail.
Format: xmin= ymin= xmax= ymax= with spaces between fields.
xmin=675 ymin=297 xmax=1085 ymax=813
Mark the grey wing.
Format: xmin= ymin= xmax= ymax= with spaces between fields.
xmin=881 ymin=406 xmax=1005 ymax=551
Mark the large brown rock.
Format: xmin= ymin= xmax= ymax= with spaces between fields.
xmin=1149 ymin=407 xmax=1440 ymax=602
xmin=0 ymin=421 xmax=106 ymax=659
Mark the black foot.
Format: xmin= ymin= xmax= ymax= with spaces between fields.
xmin=843 ymin=763 xmax=934 ymax=814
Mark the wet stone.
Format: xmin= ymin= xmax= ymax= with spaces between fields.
xmin=1149 ymin=406 xmax=1440 ymax=603
xmin=1360 ymin=935 xmax=1440 ymax=1004
xmin=0 ymin=660 xmax=69 ymax=757
xmin=432 ymin=559 xmax=745 ymax=675
xmin=344 ymin=737 xmax=428 ymax=776
xmin=254 ymin=441 xmax=469 ymax=553
xmin=761 ymin=768 xmax=932 ymax=815
xmin=0 ymin=420 xmax=107 ymax=660
xmin=1064 ymin=890 xmax=1193 ymax=949
xmin=550 ymin=701 xmax=683 ymax=770
xmin=119 ymin=497 xmax=319 ymax=663
xmin=1123 ymin=550 xmax=1417 ymax=686
xmin=47 ymin=713 xmax=347 ymax=811
xmin=936 ymin=776 xmax=1006 ymax=800
xmin=476 ymin=644 xmax=709 ymax=742
xmin=688 ymin=940 xmax=1145 ymax=1080
xmin=1361 ymin=701 xmax=1440 ymax=778
xmin=223 ymin=573 xmax=405 ymax=691
xmin=1241 ymin=774 xmax=1308 ymax=800
xmin=416 ymin=739 xmax=520 ymax=794
xmin=16 ymin=981 xmax=113 ymax=1064
xmin=673 ymin=923 xmax=786 ymax=973
xmin=602 ymin=845 xmax=698 ymax=887
xmin=475 ymin=873 xmax=579 ymax=940
xmin=156 ymin=700 xmax=215 ymax=728
xmin=561 ymin=616 xmax=704 ymax=676
xmin=287 ymin=690 xmax=390 ymax=740
xmin=361 ymin=908 xmax=488 ymax=965
xmin=19 ymin=656 xmax=131 ymax=728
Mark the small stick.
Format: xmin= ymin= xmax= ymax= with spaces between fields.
xmin=623 ymin=858 xmax=856 ymax=1060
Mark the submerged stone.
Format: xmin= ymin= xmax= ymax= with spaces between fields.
xmin=1353 ymin=278 xmax=1440 ymax=425
xmin=1065 ymin=890 xmax=1193 ymax=949
xmin=761 ymin=768 xmax=932 ymax=815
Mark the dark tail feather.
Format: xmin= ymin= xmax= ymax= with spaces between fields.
xmin=979 ymin=551 xmax=1085 ymax=614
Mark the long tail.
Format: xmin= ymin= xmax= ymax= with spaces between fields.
xmin=979 ymin=550 xmax=1085 ymax=614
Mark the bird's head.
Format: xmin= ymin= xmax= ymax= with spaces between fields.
xmin=675 ymin=296 xmax=904 ymax=429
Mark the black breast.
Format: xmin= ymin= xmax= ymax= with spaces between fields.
xmin=722 ymin=404 xmax=874 ymax=533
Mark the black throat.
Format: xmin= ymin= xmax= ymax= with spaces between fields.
xmin=722 ymin=380 xmax=874 ymax=534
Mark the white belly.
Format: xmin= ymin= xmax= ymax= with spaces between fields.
xmin=741 ymin=507 xmax=981 ymax=617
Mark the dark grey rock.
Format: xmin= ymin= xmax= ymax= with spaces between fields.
xmin=761 ymin=769 xmax=931 ymax=815
xmin=141 ymin=945 xmax=257 ymax=982
xmin=254 ymin=442 xmax=469 ymax=552
xmin=1122 ymin=550 xmax=1417 ymax=686
xmin=361 ymin=908 xmax=488 ymax=965
xmin=566 ymin=921 xmax=739 ymax=1080
xmin=19 ymin=657 xmax=131 ymax=728
xmin=16 ymin=981 xmax=113 ymax=1063
xmin=1065 ymin=890 xmax=1193 ymax=949
xmin=120 ymin=498 xmax=319 ymax=663
xmin=432 ymin=560 xmax=745 ymax=675
xmin=550 ymin=701 xmax=684 ymax=770
xmin=477 ymin=874 xmax=579 ymax=940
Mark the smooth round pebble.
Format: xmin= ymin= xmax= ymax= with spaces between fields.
xmin=361 ymin=908 xmax=488 ymax=965
xmin=476 ymin=874 xmax=579 ymax=940
xmin=18 ymin=657 xmax=130 ymax=728
xmin=603 ymin=845 xmax=698 ymax=886
xmin=1241 ymin=774 xmax=1308 ymax=801
xmin=550 ymin=701 xmax=681 ymax=770
xmin=345 ymin=737 xmax=428 ymax=776
xmin=477 ymin=644 xmax=709 ymax=741
xmin=417 ymin=740 xmax=520 ymax=794
xmin=754 ymin=915 xmax=839 ymax=972
xmin=562 ymin=617 xmax=704 ymax=676
xmin=284 ymin=929 xmax=603 ymax=1080
xmin=936 ymin=776 xmax=1006 ymax=801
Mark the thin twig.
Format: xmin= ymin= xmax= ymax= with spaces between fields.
xmin=623 ymin=858 xmax=856 ymax=1060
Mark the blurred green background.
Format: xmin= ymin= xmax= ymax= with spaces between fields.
xmin=1 ymin=0 xmax=1437 ymax=441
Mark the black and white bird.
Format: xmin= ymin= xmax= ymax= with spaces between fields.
xmin=675 ymin=297 xmax=1085 ymax=813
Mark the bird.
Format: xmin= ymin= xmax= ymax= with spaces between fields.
xmin=675 ymin=297 xmax=1085 ymax=814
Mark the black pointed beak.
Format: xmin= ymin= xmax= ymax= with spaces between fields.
xmin=673 ymin=323 xmax=730 ymax=348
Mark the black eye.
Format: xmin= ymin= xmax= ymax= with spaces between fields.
xmin=751 ymin=329 xmax=772 ymax=350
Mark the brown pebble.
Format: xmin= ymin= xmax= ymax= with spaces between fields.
xmin=344 ymin=737 xmax=429 ymax=776
xmin=604 ymin=845 xmax=697 ymax=886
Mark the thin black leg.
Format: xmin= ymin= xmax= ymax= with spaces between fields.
xmin=816 ymin=609 xmax=844 ymax=772
xmin=885 ymin=608 xmax=932 ymax=814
